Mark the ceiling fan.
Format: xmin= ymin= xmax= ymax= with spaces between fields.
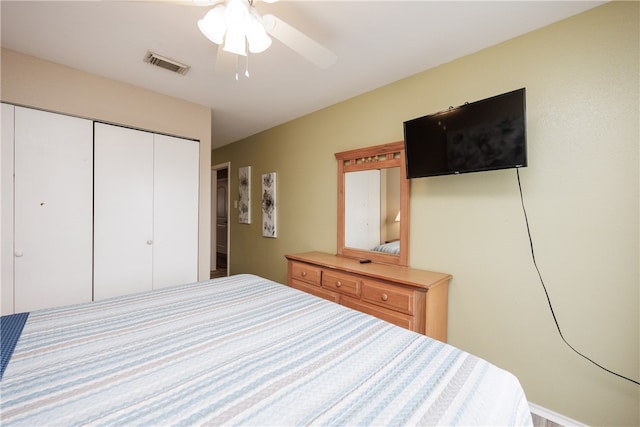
xmin=193 ymin=0 xmax=337 ymax=71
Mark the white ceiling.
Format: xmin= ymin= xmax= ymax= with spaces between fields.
xmin=1 ymin=0 xmax=605 ymax=148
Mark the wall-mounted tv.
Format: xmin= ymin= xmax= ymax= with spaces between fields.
xmin=403 ymin=88 xmax=527 ymax=178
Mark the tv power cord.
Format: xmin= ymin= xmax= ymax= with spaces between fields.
xmin=516 ymin=168 xmax=639 ymax=386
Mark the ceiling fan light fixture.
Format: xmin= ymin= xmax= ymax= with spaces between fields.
xmin=247 ymin=13 xmax=271 ymax=53
xmin=199 ymin=0 xmax=272 ymax=57
xmin=223 ymin=30 xmax=247 ymax=56
xmin=224 ymin=0 xmax=251 ymax=33
xmin=198 ymin=5 xmax=227 ymax=44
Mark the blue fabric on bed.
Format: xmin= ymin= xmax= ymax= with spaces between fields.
xmin=1 ymin=312 xmax=29 ymax=380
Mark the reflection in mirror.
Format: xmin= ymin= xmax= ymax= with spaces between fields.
xmin=336 ymin=141 xmax=409 ymax=266
xmin=344 ymin=168 xmax=400 ymax=253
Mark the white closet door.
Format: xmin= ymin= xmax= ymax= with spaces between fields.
xmin=1 ymin=104 xmax=15 ymax=315
xmin=152 ymin=134 xmax=199 ymax=289
xmin=94 ymin=123 xmax=154 ymax=300
xmin=13 ymin=107 xmax=93 ymax=312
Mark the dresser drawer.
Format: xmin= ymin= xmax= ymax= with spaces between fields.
xmin=322 ymin=270 xmax=360 ymax=298
xmin=341 ymin=297 xmax=415 ymax=331
xmin=290 ymin=279 xmax=340 ymax=303
xmin=361 ymin=279 xmax=415 ymax=315
xmin=290 ymin=261 xmax=322 ymax=286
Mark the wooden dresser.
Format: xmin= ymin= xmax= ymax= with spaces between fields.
xmin=285 ymin=252 xmax=452 ymax=342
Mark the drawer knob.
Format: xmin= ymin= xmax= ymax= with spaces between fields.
xmin=381 ymin=293 xmax=388 ymax=302
xmin=301 ymin=271 xmax=307 ymax=277
xmin=336 ymin=281 xmax=342 ymax=288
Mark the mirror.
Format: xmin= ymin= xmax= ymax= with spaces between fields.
xmin=344 ymin=168 xmax=400 ymax=250
xmin=336 ymin=141 xmax=409 ymax=266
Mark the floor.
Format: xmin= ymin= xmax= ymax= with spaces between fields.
xmin=531 ymin=412 xmax=564 ymax=427
xmin=210 ymin=252 xmax=227 ymax=279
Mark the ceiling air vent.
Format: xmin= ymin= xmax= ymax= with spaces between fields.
xmin=144 ymin=51 xmax=190 ymax=75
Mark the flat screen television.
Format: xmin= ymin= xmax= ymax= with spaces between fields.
xmin=403 ymin=88 xmax=527 ymax=178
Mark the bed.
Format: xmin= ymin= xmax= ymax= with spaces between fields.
xmin=0 ymin=274 xmax=532 ymax=426
xmin=371 ymin=240 xmax=401 ymax=255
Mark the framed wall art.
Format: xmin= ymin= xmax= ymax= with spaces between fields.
xmin=238 ymin=166 xmax=251 ymax=224
xmin=261 ymin=172 xmax=277 ymax=237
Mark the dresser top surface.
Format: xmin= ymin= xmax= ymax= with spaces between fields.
xmin=285 ymin=252 xmax=451 ymax=290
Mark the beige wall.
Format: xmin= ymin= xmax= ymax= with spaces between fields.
xmin=1 ymin=48 xmax=212 ymax=281
xmin=212 ymin=2 xmax=639 ymax=426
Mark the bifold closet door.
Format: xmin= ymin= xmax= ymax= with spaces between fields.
xmin=152 ymin=134 xmax=199 ymax=289
xmin=94 ymin=124 xmax=199 ymax=299
xmin=94 ymin=123 xmax=154 ymax=300
xmin=13 ymin=107 xmax=93 ymax=312
xmin=1 ymin=104 xmax=16 ymax=315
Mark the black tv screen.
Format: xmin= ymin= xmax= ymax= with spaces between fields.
xmin=403 ymin=88 xmax=527 ymax=178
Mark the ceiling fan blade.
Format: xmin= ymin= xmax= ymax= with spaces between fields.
xmin=191 ymin=0 xmax=221 ymax=5
xmin=107 ymin=0 xmax=222 ymax=5
xmin=261 ymin=13 xmax=337 ymax=69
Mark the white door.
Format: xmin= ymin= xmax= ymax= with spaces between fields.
xmin=1 ymin=103 xmax=16 ymax=314
xmin=152 ymin=134 xmax=199 ymax=289
xmin=13 ymin=107 xmax=93 ymax=312
xmin=94 ymin=123 xmax=154 ymax=300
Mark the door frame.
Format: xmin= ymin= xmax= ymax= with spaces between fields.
xmin=211 ymin=162 xmax=230 ymax=275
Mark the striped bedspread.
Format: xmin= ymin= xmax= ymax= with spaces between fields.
xmin=0 ymin=274 xmax=532 ymax=426
xmin=371 ymin=240 xmax=401 ymax=255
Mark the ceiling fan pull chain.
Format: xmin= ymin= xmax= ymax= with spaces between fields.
xmin=245 ymin=51 xmax=250 ymax=78
xmin=235 ymin=54 xmax=239 ymax=81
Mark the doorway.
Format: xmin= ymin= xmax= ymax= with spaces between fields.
xmin=211 ymin=163 xmax=230 ymax=278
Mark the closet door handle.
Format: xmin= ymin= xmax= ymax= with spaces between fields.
xmin=14 ymin=251 xmax=23 ymax=258
xmin=146 ymin=240 xmax=153 ymax=245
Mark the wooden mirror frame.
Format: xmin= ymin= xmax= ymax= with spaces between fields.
xmin=336 ymin=141 xmax=410 ymax=266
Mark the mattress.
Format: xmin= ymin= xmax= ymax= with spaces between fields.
xmin=0 ymin=274 xmax=532 ymax=426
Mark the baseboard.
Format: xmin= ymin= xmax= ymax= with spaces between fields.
xmin=529 ymin=402 xmax=587 ymax=426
